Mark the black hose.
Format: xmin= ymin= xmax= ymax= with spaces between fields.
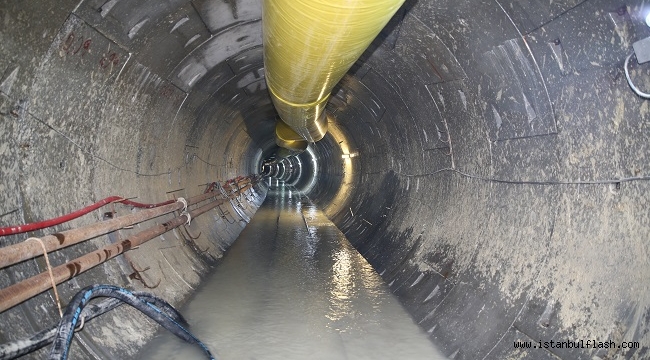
xmin=0 ymin=292 xmax=189 ymax=360
xmin=46 ymin=285 xmax=214 ymax=360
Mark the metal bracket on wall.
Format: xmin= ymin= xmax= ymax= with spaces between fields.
xmin=216 ymin=204 xmax=236 ymax=225
xmin=128 ymin=261 xmax=160 ymax=289
xmin=633 ymin=37 xmax=650 ymax=64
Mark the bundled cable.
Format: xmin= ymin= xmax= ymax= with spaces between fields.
xmin=0 ymin=292 xmax=186 ymax=360
xmin=46 ymin=285 xmax=214 ymax=360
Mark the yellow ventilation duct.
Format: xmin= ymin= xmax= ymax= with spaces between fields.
xmin=263 ymin=0 xmax=406 ymax=152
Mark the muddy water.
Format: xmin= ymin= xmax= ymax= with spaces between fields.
xmin=139 ymin=185 xmax=444 ymax=360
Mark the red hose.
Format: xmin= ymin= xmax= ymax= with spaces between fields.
xmin=0 ymin=197 xmax=176 ymax=236
xmin=0 ymin=175 xmax=256 ymax=236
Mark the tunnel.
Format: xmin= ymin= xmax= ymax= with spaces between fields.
xmin=1 ymin=0 xmax=649 ymax=359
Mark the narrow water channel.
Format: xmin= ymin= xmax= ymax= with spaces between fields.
xmin=139 ymin=185 xmax=444 ymax=360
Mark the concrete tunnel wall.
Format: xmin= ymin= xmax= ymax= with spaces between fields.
xmin=0 ymin=0 xmax=649 ymax=359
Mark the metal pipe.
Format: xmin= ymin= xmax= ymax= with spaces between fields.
xmin=263 ymin=0 xmax=405 ymax=147
xmin=0 ymin=185 xmax=246 ymax=270
xmin=0 ymin=184 xmax=253 ymax=314
xmin=0 ymin=203 xmax=179 ymax=270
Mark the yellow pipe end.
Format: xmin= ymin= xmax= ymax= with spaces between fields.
xmin=276 ymin=120 xmax=309 ymax=152
xmin=269 ymin=86 xmax=330 ymax=142
xmin=276 ymin=119 xmax=306 ymax=142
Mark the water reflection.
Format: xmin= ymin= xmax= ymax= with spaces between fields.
xmin=138 ymin=184 xmax=444 ymax=360
xmin=328 ymin=247 xmax=353 ymax=324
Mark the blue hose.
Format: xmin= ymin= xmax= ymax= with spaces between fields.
xmin=48 ymin=285 xmax=215 ymax=360
xmin=0 ymin=292 xmax=188 ymax=360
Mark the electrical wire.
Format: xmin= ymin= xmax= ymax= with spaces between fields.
xmin=0 ymin=292 xmax=187 ymax=360
xmin=0 ymin=197 xmax=176 ymax=236
xmin=48 ymin=285 xmax=214 ymax=360
xmin=624 ymin=53 xmax=650 ymax=99
xmin=25 ymin=237 xmax=63 ymax=317
xmin=194 ymin=154 xmax=222 ymax=168
xmin=402 ymin=167 xmax=650 ymax=186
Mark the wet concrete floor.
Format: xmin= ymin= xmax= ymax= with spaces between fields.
xmin=139 ymin=185 xmax=444 ymax=359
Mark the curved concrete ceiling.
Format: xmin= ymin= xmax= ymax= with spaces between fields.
xmin=0 ymin=0 xmax=649 ymax=359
